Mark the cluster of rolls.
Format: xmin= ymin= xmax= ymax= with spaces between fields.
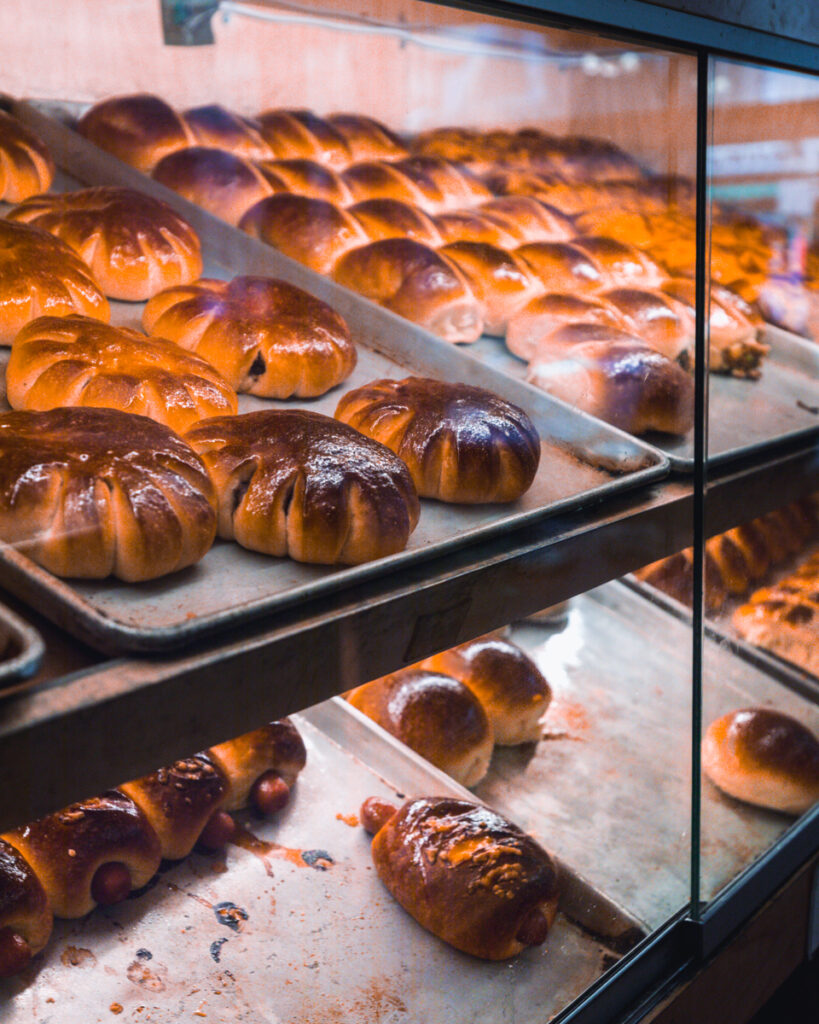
xmin=73 ymin=95 xmax=777 ymax=438
xmin=0 ymin=719 xmax=306 ymax=978
xmin=347 ymin=634 xmax=552 ymax=787
xmin=635 ymin=496 xmax=818 ymax=613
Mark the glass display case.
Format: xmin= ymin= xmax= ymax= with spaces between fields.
xmin=0 ymin=1 xmax=816 ymax=1021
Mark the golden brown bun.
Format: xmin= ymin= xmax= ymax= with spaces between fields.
xmin=439 ymin=241 xmax=542 ymax=336
xmin=335 ymin=376 xmax=541 ymax=503
xmin=181 ymin=104 xmax=273 ymax=160
xmin=8 ymin=186 xmax=203 ymax=301
xmin=143 ymin=276 xmax=356 ymax=399
xmin=571 ymin=236 xmax=667 ymax=289
xmin=551 ymin=136 xmax=645 ymax=183
xmin=331 ymin=238 xmax=484 ymax=344
xmin=480 ymin=168 xmax=567 ymax=205
xmin=733 ymin=574 xmax=819 ymax=677
xmin=515 ymin=241 xmax=605 ymax=294
xmin=0 ymin=110 xmax=55 ymax=202
xmin=0 ymin=407 xmax=217 ymax=581
xmin=411 ymin=127 xmax=498 ymax=172
xmin=506 ymin=292 xmax=627 ymax=362
xmin=8 ymin=315 xmax=238 ymax=434
xmin=0 ymin=219 xmax=109 ymax=345
xmin=477 ymin=197 xmax=576 ymax=243
xmin=119 ymin=755 xmax=228 ymax=861
xmin=257 ymin=109 xmax=351 ymax=167
xmin=526 ymin=326 xmax=695 ymax=436
xmin=433 ymin=209 xmax=521 ymax=249
xmin=2 ymin=793 xmax=162 ymax=918
xmin=326 ymin=113 xmax=408 ymax=163
xmin=420 ymin=636 xmax=551 ymax=745
xmin=370 ymin=796 xmax=560 ymax=958
xmin=76 ymin=93 xmax=193 ymax=172
xmin=152 ymin=147 xmax=274 ymax=226
xmin=393 ymin=156 xmax=492 ymax=208
xmin=256 ymin=158 xmax=353 ymax=205
xmin=349 ymin=198 xmax=443 ymax=247
xmin=342 ymin=160 xmax=437 ymax=208
xmin=601 ymin=287 xmax=694 ymax=364
xmin=183 ymin=409 xmax=420 ymax=565
xmin=703 ymin=709 xmax=819 ymax=814
xmin=208 ymin=720 xmax=307 ymax=812
xmin=0 ymin=839 xmax=52 ymax=967
xmin=239 ymin=194 xmax=368 ymax=274
xmin=347 ymin=671 xmax=494 ymax=786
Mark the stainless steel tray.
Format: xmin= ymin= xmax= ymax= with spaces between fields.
xmin=0 ymin=100 xmax=668 ymax=655
xmin=335 ymin=582 xmax=819 ymax=927
xmin=1 ymin=704 xmax=645 ymax=1024
xmin=625 ymin=573 xmax=819 ymax=704
xmin=0 ymin=598 xmax=44 ymax=693
xmin=467 ymin=324 xmax=819 ymax=472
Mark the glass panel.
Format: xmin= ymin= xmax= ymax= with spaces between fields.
xmin=699 ymin=56 xmax=819 ymax=909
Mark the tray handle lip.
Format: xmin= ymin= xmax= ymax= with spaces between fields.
xmin=0 ymin=599 xmax=46 ymax=694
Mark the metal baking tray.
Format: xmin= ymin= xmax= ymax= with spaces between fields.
xmin=0 ymin=100 xmax=668 ymax=655
xmin=331 ymin=582 xmax=819 ymax=927
xmin=1 ymin=705 xmax=645 ymax=1024
xmin=0 ymin=598 xmax=45 ymax=694
xmin=625 ymin=569 xmax=819 ymax=705
xmin=466 ymin=324 xmax=819 ymax=472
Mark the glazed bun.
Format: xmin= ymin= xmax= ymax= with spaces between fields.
xmin=420 ymin=635 xmax=551 ymax=745
xmin=0 ymin=407 xmax=217 ymax=581
xmin=208 ymin=720 xmax=307 ymax=812
xmin=0 ymin=219 xmax=109 ymax=345
xmin=7 ymin=186 xmax=203 ymax=301
xmin=703 ymin=709 xmax=819 ymax=814
xmin=601 ymin=287 xmax=694 ymax=364
xmin=477 ymin=197 xmax=576 ymax=244
xmin=7 ymin=315 xmax=238 ymax=434
xmin=76 ymin=93 xmax=193 ymax=172
xmin=515 ymin=241 xmax=605 ymax=294
xmin=142 ymin=276 xmax=356 ymax=399
xmin=571 ymin=236 xmax=667 ymax=290
xmin=152 ymin=147 xmax=274 ymax=226
xmin=0 ymin=839 xmax=52 ymax=976
xmin=349 ymin=198 xmax=443 ymax=247
xmin=239 ymin=194 xmax=368 ymax=274
xmin=335 ymin=376 xmax=541 ymax=503
xmin=183 ymin=409 xmax=420 ymax=565
xmin=331 ymin=238 xmax=484 ymax=344
xmin=256 ymin=158 xmax=353 ymax=205
xmin=506 ymin=292 xmax=626 ymax=362
xmin=347 ymin=670 xmax=494 ymax=786
xmin=433 ymin=209 xmax=521 ymax=249
xmin=181 ymin=104 xmax=273 ymax=160
xmin=0 ymin=110 xmax=55 ymax=202
xmin=326 ymin=113 xmax=407 ymax=163
xmin=257 ymin=108 xmax=351 ymax=167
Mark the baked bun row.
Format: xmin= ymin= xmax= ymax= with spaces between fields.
xmin=0 ymin=110 xmax=54 ymax=203
xmin=0 ymin=719 xmax=306 ymax=977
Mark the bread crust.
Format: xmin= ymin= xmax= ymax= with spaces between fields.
xmin=335 ymin=376 xmax=541 ymax=503
xmin=0 ymin=839 xmax=51 ymax=959
xmin=184 ymin=409 xmax=420 ymax=565
xmin=208 ymin=720 xmax=307 ymax=811
xmin=0 ymin=110 xmax=55 ymax=202
xmin=8 ymin=186 xmax=203 ymax=301
xmin=182 ymin=104 xmax=273 ymax=160
xmin=257 ymin=109 xmax=351 ymax=168
xmin=326 ymin=113 xmax=407 ymax=163
xmin=0 ymin=219 xmax=109 ymax=345
xmin=143 ymin=276 xmax=356 ymax=398
xmin=152 ymin=147 xmax=274 ymax=226
xmin=0 ymin=407 xmax=217 ymax=581
xmin=76 ymin=94 xmax=193 ymax=172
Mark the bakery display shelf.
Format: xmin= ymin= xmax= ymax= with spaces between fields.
xmin=0 ymin=598 xmax=45 ymax=694
xmin=0 ymin=100 xmax=668 ymax=656
xmin=330 ymin=581 xmax=819 ymax=931
xmin=1 ymin=706 xmax=645 ymax=1024
xmin=466 ymin=325 xmax=819 ymax=473
xmin=624 ymin=573 xmax=819 ymax=705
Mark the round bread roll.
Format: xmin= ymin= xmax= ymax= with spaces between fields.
xmin=342 ymin=160 xmax=439 ymax=209
xmin=515 ymin=241 xmax=605 ymax=294
xmin=347 ymin=670 xmax=494 ymax=786
xmin=7 ymin=186 xmax=203 ymax=301
xmin=703 ymin=709 xmax=819 ymax=814
xmin=335 ymin=377 xmax=541 ymax=503
xmin=0 ymin=407 xmax=217 ymax=581
xmin=331 ymin=238 xmax=485 ymax=344
xmin=0 ymin=219 xmax=109 ymax=345
xmin=526 ymin=325 xmax=695 ymax=436
xmin=239 ymin=193 xmax=369 ymax=275
xmin=8 ymin=315 xmax=238 ymax=434
xmin=411 ymin=126 xmax=496 ymax=170
xmin=433 ymin=209 xmax=521 ymax=249
xmin=0 ymin=838 xmax=52 ymax=976
xmin=256 ymin=158 xmax=353 ymax=205
xmin=208 ymin=719 xmax=307 ymax=812
xmin=477 ymin=197 xmax=575 ymax=244
xmin=420 ymin=635 xmax=551 ymax=745
xmin=601 ymin=287 xmax=694 ymax=364
xmin=183 ymin=409 xmax=420 ymax=565
xmin=0 ymin=110 xmax=55 ymax=202
xmin=142 ymin=276 xmax=356 ymax=398
xmin=181 ymin=104 xmax=273 ymax=160
xmin=394 ymin=156 xmax=492 ymax=208
xmin=257 ymin=109 xmax=351 ymax=168
xmin=439 ymin=241 xmax=542 ymax=336
xmin=152 ymin=147 xmax=274 ymax=226
xmin=571 ymin=236 xmax=667 ymax=290
xmin=326 ymin=113 xmax=407 ymax=163
xmin=349 ymin=198 xmax=443 ymax=247
xmin=2 ymin=792 xmax=162 ymax=918
xmin=76 ymin=93 xmax=193 ymax=172
xmin=506 ymin=292 xmax=627 ymax=362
